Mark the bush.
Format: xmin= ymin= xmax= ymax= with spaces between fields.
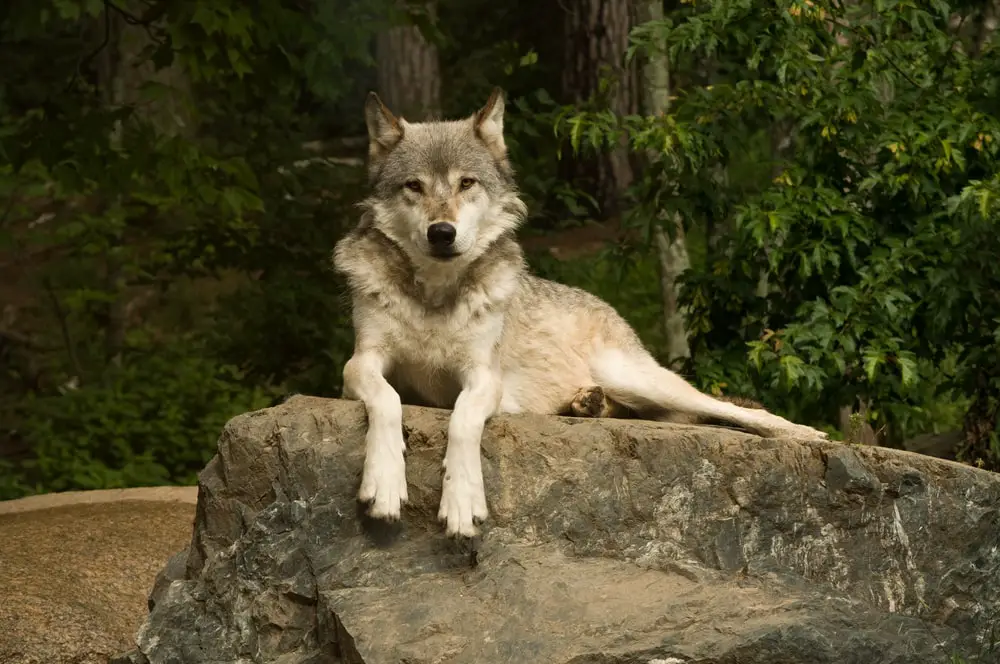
xmin=0 ymin=338 xmax=276 ymax=500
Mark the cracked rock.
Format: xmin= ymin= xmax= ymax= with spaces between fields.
xmin=116 ymin=396 xmax=1000 ymax=663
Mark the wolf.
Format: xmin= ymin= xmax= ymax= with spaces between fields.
xmin=332 ymin=88 xmax=828 ymax=538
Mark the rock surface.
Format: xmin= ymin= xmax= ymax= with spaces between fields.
xmin=119 ymin=396 xmax=1000 ymax=663
xmin=0 ymin=487 xmax=197 ymax=664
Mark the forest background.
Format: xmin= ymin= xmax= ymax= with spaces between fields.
xmin=1 ymin=0 xmax=998 ymax=498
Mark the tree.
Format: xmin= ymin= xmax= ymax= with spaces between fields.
xmin=635 ymin=0 xmax=691 ymax=369
xmin=376 ymin=3 xmax=442 ymax=120
xmin=0 ymin=0 xmax=380 ymax=497
xmin=558 ymin=0 xmax=638 ymax=218
xmin=562 ymin=0 xmax=1000 ymax=468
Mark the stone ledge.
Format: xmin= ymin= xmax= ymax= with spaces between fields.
xmin=119 ymin=396 xmax=1000 ymax=663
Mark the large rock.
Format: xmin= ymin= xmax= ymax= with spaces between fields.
xmin=118 ymin=396 xmax=999 ymax=663
xmin=0 ymin=487 xmax=197 ymax=664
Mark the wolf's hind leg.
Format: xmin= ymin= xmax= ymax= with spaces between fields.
xmin=665 ymin=394 xmax=766 ymax=425
xmin=590 ymin=348 xmax=828 ymax=440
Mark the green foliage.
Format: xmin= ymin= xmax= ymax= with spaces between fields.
xmin=3 ymin=338 xmax=275 ymax=500
xmin=3 ymin=0 xmax=998 ymax=497
xmin=557 ymin=0 xmax=1000 ymax=466
xmin=0 ymin=0 xmax=380 ymax=496
xmin=506 ymin=90 xmax=606 ymax=225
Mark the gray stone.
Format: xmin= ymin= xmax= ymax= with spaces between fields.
xmin=119 ymin=396 xmax=1000 ymax=663
xmin=148 ymin=549 xmax=188 ymax=613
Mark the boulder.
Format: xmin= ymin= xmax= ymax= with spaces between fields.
xmin=0 ymin=487 xmax=198 ymax=664
xmin=118 ymin=396 xmax=1000 ymax=663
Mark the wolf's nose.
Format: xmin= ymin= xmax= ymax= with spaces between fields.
xmin=427 ymin=222 xmax=456 ymax=247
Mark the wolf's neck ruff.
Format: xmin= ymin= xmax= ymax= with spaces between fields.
xmin=337 ymin=213 xmax=525 ymax=314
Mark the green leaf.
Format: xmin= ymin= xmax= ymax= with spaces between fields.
xmin=898 ymin=353 xmax=918 ymax=388
xmin=863 ymin=350 xmax=884 ymax=383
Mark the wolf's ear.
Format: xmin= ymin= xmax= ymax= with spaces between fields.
xmin=474 ymin=87 xmax=506 ymax=158
xmin=365 ymin=92 xmax=403 ymax=165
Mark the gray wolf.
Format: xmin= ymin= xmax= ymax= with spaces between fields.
xmin=332 ymin=88 xmax=828 ymax=538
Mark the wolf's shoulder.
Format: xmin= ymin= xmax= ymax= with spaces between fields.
xmin=515 ymin=272 xmax=612 ymax=309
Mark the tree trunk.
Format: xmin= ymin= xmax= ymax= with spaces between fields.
xmin=559 ymin=0 xmax=638 ymax=218
xmin=637 ymin=0 xmax=691 ymax=368
xmin=376 ymin=12 xmax=441 ymax=122
xmin=94 ymin=9 xmax=127 ymax=369
xmin=970 ymin=1 xmax=998 ymax=58
xmin=654 ymin=225 xmax=692 ymax=367
xmin=94 ymin=4 xmax=192 ymax=368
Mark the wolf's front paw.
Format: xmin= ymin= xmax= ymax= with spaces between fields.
xmin=358 ymin=447 xmax=408 ymax=520
xmin=438 ymin=469 xmax=488 ymax=538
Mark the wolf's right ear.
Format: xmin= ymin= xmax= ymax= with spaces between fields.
xmin=364 ymin=92 xmax=403 ymax=165
xmin=474 ymin=87 xmax=506 ymax=160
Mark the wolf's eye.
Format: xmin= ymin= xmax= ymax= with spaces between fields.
xmin=459 ymin=177 xmax=477 ymax=190
xmin=404 ymin=180 xmax=423 ymax=193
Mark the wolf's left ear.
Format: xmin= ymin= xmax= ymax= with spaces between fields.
xmin=474 ymin=87 xmax=506 ymax=158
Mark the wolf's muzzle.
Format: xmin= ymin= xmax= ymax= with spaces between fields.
xmin=427 ymin=222 xmax=457 ymax=251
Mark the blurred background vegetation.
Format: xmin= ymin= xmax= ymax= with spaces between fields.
xmin=1 ymin=0 xmax=998 ymax=499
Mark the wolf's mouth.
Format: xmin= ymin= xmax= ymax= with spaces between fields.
xmin=430 ymin=249 xmax=460 ymax=261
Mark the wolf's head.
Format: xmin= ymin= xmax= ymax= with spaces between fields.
xmin=360 ymin=89 xmax=528 ymax=267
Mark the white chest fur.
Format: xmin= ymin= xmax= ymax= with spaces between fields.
xmin=354 ymin=273 xmax=513 ymax=407
xmin=379 ymin=294 xmax=502 ymax=369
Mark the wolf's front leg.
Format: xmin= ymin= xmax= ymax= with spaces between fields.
xmin=439 ymin=364 xmax=502 ymax=537
xmin=343 ymin=351 xmax=408 ymax=520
